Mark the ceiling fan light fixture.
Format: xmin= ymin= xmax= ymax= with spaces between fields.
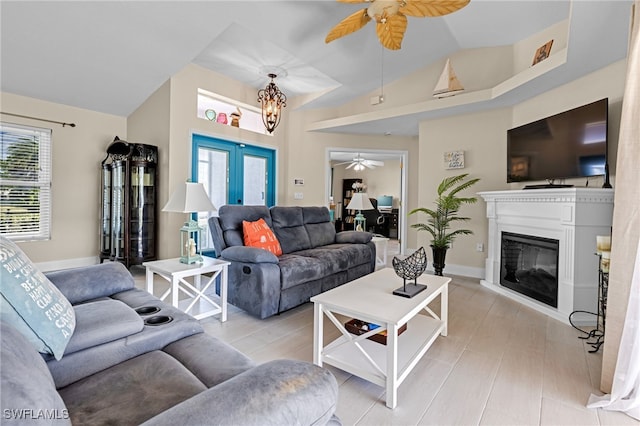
xmin=257 ymin=73 xmax=287 ymax=134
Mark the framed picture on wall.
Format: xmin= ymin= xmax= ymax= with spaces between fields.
xmin=532 ymin=40 xmax=554 ymax=65
xmin=444 ymin=150 xmax=465 ymax=169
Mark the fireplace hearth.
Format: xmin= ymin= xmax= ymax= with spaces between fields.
xmin=478 ymin=188 xmax=614 ymax=325
xmin=500 ymin=232 xmax=559 ymax=308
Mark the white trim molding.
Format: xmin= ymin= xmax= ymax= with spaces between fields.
xmin=478 ymin=188 xmax=614 ymax=325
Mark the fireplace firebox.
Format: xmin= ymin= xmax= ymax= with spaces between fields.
xmin=500 ymin=232 xmax=559 ymax=308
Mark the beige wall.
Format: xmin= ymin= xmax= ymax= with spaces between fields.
xmin=128 ymin=64 xmax=289 ymax=259
xmin=285 ymin=105 xmax=420 ymax=248
xmin=417 ymin=107 xmax=512 ymax=275
xmin=2 ymin=59 xmax=626 ymax=272
xmin=127 ymin=80 xmax=172 ymax=259
xmin=0 ymin=93 xmax=126 ymax=268
xmin=414 ymin=59 xmax=626 ymax=276
xmin=332 ymin=158 xmax=403 ymax=208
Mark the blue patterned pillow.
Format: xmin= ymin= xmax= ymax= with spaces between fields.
xmin=0 ymin=236 xmax=75 ymax=360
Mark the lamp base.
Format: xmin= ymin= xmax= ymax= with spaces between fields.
xmin=180 ymin=254 xmax=203 ymax=264
xmin=393 ymin=283 xmax=427 ymax=298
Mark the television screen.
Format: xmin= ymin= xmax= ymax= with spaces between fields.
xmin=507 ymin=98 xmax=608 ymax=183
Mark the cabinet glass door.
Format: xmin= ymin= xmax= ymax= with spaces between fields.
xmin=129 ymin=163 xmax=156 ymax=263
xmin=100 ymin=164 xmax=112 ymax=258
xmin=110 ymin=161 xmax=125 ymax=260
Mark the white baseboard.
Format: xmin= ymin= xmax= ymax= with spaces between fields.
xmin=404 ymin=248 xmax=485 ymax=279
xmin=35 ymin=256 xmax=100 ymax=272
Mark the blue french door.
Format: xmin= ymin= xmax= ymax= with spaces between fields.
xmin=192 ymin=134 xmax=276 ymax=251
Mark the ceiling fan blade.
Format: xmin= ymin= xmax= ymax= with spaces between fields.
xmin=334 ymin=161 xmax=351 ymax=166
xmin=363 ymin=163 xmax=376 ymax=169
xmin=345 ymin=162 xmax=356 ymax=169
xmin=399 ymin=0 xmax=470 ymax=18
xmin=376 ymin=13 xmax=407 ymax=50
xmin=325 ymin=9 xmax=372 ymax=44
xmin=364 ymin=159 xmax=384 ymax=167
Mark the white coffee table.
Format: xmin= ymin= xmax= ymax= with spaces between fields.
xmin=311 ymin=268 xmax=450 ymax=408
xmin=143 ymin=257 xmax=230 ymax=321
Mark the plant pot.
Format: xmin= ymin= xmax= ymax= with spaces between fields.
xmin=431 ymin=245 xmax=448 ymax=276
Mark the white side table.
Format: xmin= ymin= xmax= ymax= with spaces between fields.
xmin=143 ymin=257 xmax=230 ymax=321
xmin=371 ymin=236 xmax=389 ymax=268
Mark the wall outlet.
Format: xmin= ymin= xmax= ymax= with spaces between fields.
xmin=476 ymin=243 xmax=484 ymax=252
xmin=294 ymin=192 xmax=303 ymax=200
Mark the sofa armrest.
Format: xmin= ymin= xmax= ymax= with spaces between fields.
xmin=221 ymin=246 xmax=279 ymax=264
xmin=141 ymin=359 xmax=338 ymax=426
xmin=336 ymin=230 xmax=373 ymax=244
xmin=45 ymin=262 xmax=135 ymax=304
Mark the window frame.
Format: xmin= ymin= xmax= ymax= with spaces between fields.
xmin=0 ymin=122 xmax=52 ymax=241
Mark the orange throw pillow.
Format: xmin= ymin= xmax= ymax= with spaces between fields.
xmin=242 ymin=218 xmax=282 ymax=256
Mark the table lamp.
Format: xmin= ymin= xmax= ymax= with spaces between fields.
xmin=162 ymin=181 xmax=216 ymax=264
xmin=346 ymin=193 xmax=374 ymax=231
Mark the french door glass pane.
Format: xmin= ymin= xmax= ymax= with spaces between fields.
xmin=198 ymin=147 xmax=228 ymax=209
xmin=197 ymin=147 xmax=228 ymax=250
xmin=243 ymin=155 xmax=267 ymax=206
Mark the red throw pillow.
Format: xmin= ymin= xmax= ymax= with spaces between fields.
xmin=242 ymin=218 xmax=282 ymax=256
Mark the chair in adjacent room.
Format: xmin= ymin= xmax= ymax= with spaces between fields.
xmin=362 ymin=198 xmax=387 ymax=235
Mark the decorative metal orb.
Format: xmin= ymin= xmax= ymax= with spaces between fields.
xmin=392 ymin=246 xmax=428 ymax=285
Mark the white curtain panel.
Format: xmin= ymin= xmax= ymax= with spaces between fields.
xmin=587 ymin=0 xmax=640 ymax=420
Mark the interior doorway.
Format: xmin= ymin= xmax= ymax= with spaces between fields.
xmin=326 ymin=148 xmax=408 ymax=256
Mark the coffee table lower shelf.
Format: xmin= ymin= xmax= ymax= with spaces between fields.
xmin=321 ymin=315 xmax=444 ymax=389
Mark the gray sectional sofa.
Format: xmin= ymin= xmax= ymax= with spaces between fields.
xmin=209 ymin=205 xmax=376 ymax=319
xmin=0 ymin=236 xmax=339 ymax=425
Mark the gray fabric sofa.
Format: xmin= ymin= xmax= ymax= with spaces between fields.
xmin=209 ymin=205 xmax=376 ymax=319
xmin=1 ymin=260 xmax=340 ymax=425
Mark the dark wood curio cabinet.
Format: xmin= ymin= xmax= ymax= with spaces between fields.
xmin=100 ymin=137 xmax=158 ymax=268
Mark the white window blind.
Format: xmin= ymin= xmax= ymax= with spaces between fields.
xmin=0 ymin=122 xmax=52 ymax=241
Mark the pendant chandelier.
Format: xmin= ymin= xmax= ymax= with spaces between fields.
xmin=257 ymin=73 xmax=287 ymax=134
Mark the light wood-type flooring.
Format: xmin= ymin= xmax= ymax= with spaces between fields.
xmin=133 ymin=241 xmax=639 ymax=426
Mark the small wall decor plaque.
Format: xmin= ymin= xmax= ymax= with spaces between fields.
xmin=444 ymin=150 xmax=465 ymax=169
xmin=532 ymin=40 xmax=554 ymax=66
xmin=294 ymin=178 xmax=304 ymax=186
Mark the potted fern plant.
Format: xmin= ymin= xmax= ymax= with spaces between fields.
xmin=409 ymin=173 xmax=480 ymax=276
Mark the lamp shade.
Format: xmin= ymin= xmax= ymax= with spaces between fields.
xmin=346 ymin=193 xmax=374 ymax=211
xmin=162 ymin=182 xmax=216 ymax=213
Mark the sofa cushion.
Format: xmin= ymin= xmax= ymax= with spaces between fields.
xmin=218 ymin=205 xmax=271 ymax=247
xmin=301 ymin=244 xmax=374 ymax=270
xmin=0 ymin=236 xmax=75 ymax=360
xmin=64 ymin=299 xmax=144 ymax=355
xmin=0 ymin=321 xmax=71 ymax=425
xmin=163 ymin=333 xmax=256 ymax=388
xmin=278 ymin=254 xmax=338 ymax=290
xmin=303 ymin=206 xmax=337 ymax=248
xmin=45 ymin=262 xmax=135 ymax=305
xmin=59 ymin=351 xmax=206 ymax=425
xmin=336 ymin=230 xmax=373 ymax=244
xmin=270 ymin=206 xmax=312 ymax=254
xmin=242 ymin=218 xmax=282 ymax=256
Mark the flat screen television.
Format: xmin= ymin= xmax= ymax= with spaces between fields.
xmin=507 ymin=98 xmax=608 ymax=186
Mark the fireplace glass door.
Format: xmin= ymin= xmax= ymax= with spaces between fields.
xmin=500 ymin=232 xmax=559 ymax=308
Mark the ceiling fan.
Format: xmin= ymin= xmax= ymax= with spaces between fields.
xmin=325 ymin=0 xmax=470 ymax=50
xmin=335 ymin=154 xmax=384 ymax=170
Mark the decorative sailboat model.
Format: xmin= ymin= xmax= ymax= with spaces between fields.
xmin=433 ymin=58 xmax=464 ymax=98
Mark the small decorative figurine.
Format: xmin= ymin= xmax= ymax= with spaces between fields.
xmin=230 ymin=107 xmax=242 ymax=127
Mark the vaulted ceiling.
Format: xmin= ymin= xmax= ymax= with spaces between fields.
xmin=0 ymin=1 xmax=633 ymax=136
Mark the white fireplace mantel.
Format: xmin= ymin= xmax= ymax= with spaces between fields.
xmin=478 ymin=188 xmax=614 ymax=325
